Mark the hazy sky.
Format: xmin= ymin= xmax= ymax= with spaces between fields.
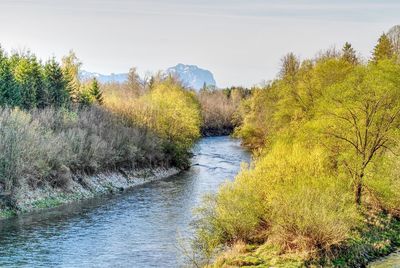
xmin=0 ymin=0 xmax=399 ymax=87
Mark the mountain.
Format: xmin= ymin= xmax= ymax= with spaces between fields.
xmin=166 ymin=64 xmax=216 ymax=90
xmin=80 ymin=64 xmax=217 ymax=90
xmin=80 ymin=70 xmax=128 ymax=84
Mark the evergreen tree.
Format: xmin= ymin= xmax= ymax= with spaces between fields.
xmin=31 ymin=56 xmax=47 ymax=108
xmin=0 ymin=47 xmax=21 ymax=107
xmin=341 ymin=42 xmax=358 ymax=65
xmin=372 ymin=33 xmax=394 ymax=63
xmin=90 ymin=78 xmax=103 ymax=105
xmin=44 ymin=58 xmax=69 ymax=108
xmin=11 ymin=54 xmax=42 ymax=110
xmin=78 ymin=87 xmax=94 ymax=107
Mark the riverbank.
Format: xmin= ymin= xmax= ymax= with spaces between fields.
xmin=0 ymin=136 xmax=251 ymax=267
xmin=0 ymin=167 xmax=180 ymax=220
xmin=370 ymin=250 xmax=400 ymax=267
xmin=205 ymin=214 xmax=400 ymax=267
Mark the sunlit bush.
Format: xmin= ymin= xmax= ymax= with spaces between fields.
xmin=194 ymin=142 xmax=360 ymax=259
xmin=106 ymin=80 xmax=201 ymax=167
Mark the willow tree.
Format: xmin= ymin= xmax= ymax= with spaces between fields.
xmin=320 ymin=60 xmax=400 ymax=205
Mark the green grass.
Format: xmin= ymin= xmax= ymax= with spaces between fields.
xmin=329 ymin=215 xmax=400 ymax=267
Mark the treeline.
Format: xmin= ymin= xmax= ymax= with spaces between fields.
xmin=193 ymin=26 xmax=400 ymax=267
xmin=198 ymin=87 xmax=251 ymax=136
xmin=0 ymin=48 xmax=202 ymax=209
xmin=101 ymin=68 xmax=252 ymax=137
xmin=0 ymin=48 xmax=103 ymax=109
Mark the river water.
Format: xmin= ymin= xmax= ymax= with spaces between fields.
xmin=0 ymin=136 xmax=250 ymax=268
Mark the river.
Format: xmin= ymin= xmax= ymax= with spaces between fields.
xmin=0 ymin=136 xmax=250 ymax=268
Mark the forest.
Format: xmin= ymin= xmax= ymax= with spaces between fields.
xmin=192 ymin=26 xmax=400 ymax=267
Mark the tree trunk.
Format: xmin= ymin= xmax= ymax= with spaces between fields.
xmin=354 ymin=174 xmax=363 ymax=206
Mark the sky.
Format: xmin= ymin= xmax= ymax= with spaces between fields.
xmin=0 ymin=0 xmax=399 ymax=88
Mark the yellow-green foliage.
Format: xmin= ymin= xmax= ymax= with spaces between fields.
xmin=197 ymin=143 xmax=359 ymax=255
xmin=195 ymin=43 xmax=400 ymax=266
xmin=139 ymin=82 xmax=201 ymax=150
xmin=105 ymin=80 xmax=201 ymax=167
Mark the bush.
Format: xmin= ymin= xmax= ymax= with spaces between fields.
xmin=0 ymin=109 xmax=55 ymax=192
xmin=194 ymin=143 xmax=360 ymax=261
xmin=197 ymin=89 xmax=245 ymax=136
xmin=0 ymin=106 xmax=169 ymax=199
xmin=106 ymin=79 xmax=201 ymax=168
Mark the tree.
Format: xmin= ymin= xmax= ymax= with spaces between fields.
xmin=201 ymin=82 xmax=208 ymax=93
xmin=320 ymin=61 xmax=400 ymax=205
xmin=125 ymin=67 xmax=142 ymax=96
xmin=78 ymin=87 xmax=94 ymax=107
xmin=44 ymin=58 xmax=69 ymax=108
xmin=387 ymin=25 xmax=400 ymax=56
xmin=341 ymin=42 xmax=358 ymax=65
xmin=90 ymin=78 xmax=103 ymax=105
xmin=61 ymin=50 xmax=81 ymax=103
xmin=372 ymin=33 xmax=394 ymax=63
xmin=279 ymin=52 xmax=300 ymax=78
xmin=11 ymin=53 xmax=45 ymax=110
xmin=31 ymin=57 xmax=47 ymax=108
xmin=0 ymin=47 xmax=20 ymax=107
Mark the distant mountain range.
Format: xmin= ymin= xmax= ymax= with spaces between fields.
xmin=80 ymin=64 xmax=217 ymax=90
xmin=80 ymin=71 xmax=128 ymax=84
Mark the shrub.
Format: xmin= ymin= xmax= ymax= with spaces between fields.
xmin=197 ymin=89 xmax=244 ymax=136
xmin=194 ymin=143 xmax=361 ymax=261
xmin=0 ymin=106 xmax=169 ymax=202
xmin=105 ymin=79 xmax=201 ymax=168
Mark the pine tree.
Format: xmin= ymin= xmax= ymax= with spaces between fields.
xmin=0 ymin=47 xmax=21 ymax=107
xmin=78 ymin=87 xmax=94 ymax=107
xmin=90 ymin=78 xmax=103 ymax=105
xmin=372 ymin=33 xmax=394 ymax=63
xmin=31 ymin=56 xmax=47 ymax=109
xmin=11 ymin=54 xmax=38 ymax=110
xmin=44 ymin=58 xmax=69 ymax=108
xmin=341 ymin=42 xmax=358 ymax=65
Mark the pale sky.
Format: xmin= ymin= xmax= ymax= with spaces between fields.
xmin=0 ymin=0 xmax=399 ymax=87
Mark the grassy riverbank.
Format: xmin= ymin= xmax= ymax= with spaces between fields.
xmin=0 ymin=167 xmax=179 ymax=220
xmin=192 ymin=28 xmax=400 ymax=267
